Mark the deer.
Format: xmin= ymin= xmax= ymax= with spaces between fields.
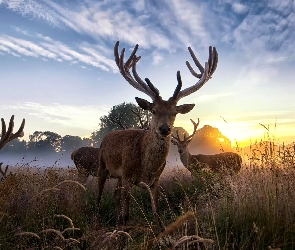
xmin=97 ymin=41 xmax=218 ymax=227
xmin=0 ymin=115 xmax=25 ymax=181
xmin=171 ymin=119 xmax=242 ymax=174
xmin=71 ymin=147 xmax=100 ymax=183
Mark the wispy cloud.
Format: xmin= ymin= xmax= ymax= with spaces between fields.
xmin=2 ymin=102 xmax=109 ymax=131
xmin=1 ymin=0 xmax=62 ymax=27
xmin=0 ymin=34 xmax=117 ymax=71
xmin=1 ymin=0 xmax=294 ymax=70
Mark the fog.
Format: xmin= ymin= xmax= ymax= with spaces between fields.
xmin=0 ymin=151 xmax=75 ymax=168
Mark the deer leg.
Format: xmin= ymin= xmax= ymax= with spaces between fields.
xmin=120 ymin=180 xmax=132 ymax=227
xmin=96 ymin=164 xmax=108 ymax=211
xmin=114 ymin=179 xmax=122 ymax=225
xmin=150 ymin=179 xmax=164 ymax=230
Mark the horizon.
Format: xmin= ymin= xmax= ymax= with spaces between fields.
xmin=0 ymin=0 xmax=294 ymax=148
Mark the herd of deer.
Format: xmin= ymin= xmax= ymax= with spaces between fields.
xmin=1 ymin=41 xmax=242 ymax=229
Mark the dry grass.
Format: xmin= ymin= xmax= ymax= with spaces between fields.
xmin=0 ymin=141 xmax=294 ymax=249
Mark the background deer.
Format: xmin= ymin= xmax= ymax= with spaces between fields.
xmin=71 ymin=147 xmax=100 ymax=183
xmin=171 ymin=119 xmax=242 ymax=174
xmin=0 ymin=115 xmax=25 ymax=181
xmin=97 ymin=41 xmax=218 ymax=227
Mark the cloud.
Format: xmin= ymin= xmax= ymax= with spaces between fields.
xmin=2 ymin=102 xmax=110 ymax=131
xmin=152 ymin=51 xmax=164 ymax=65
xmin=1 ymin=0 xmax=295 ymax=69
xmin=1 ymin=0 xmax=62 ymax=27
xmin=0 ymin=34 xmax=117 ymax=71
xmin=231 ymin=3 xmax=249 ymax=14
xmin=226 ymin=1 xmax=295 ymax=63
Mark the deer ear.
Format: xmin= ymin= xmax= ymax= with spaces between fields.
xmin=135 ymin=97 xmax=153 ymax=110
xmin=176 ymin=104 xmax=195 ymax=114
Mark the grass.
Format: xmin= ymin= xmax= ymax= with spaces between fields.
xmin=0 ymin=143 xmax=295 ymax=249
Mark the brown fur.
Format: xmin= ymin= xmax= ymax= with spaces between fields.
xmin=172 ymin=139 xmax=242 ymax=173
xmin=97 ymin=98 xmax=187 ymax=228
xmin=185 ymin=151 xmax=242 ymax=173
xmin=71 ymin=147 xmax=100 ymax=183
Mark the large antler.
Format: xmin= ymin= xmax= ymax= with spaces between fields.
xmin=172 ymin=118 xmax=200 ymax=143
xmin=114 ymin=41 xmax=160 ymax=101
xmin=173 ymin=46 xmax=218 ymax=101
xmin=0 ymin=115 xmax=25 ymax=150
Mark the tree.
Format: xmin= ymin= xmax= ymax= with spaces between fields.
xmin=189 ymin=125 xmax=232 ymax=154
xmin=60 ymin=135 xmax=83 ymax=152
xmin=91 ymin=102 xmax=151 ymax=146
xmin=27 ymin=131 xmax=62 ymax=153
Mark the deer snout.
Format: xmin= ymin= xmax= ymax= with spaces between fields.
xmin=159 ymin=124 xmax=171 ymax=136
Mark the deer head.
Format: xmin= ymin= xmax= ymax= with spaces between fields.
xmin=114 ymin=41 xmax=218 ymax=137
xmin=171 ymin=118 xmax=200 ymax=154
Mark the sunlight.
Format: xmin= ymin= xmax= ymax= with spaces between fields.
xmin=177 ymin=119 xmax=295 ymax=148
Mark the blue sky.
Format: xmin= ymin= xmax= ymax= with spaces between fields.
xmin=0 ymin=0 xmax=294 ymax=146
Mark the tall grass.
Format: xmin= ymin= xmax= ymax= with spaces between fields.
xmin=0 ymin=141 xmax=294 ymax=249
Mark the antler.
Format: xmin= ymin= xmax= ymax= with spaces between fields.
xmin=0 ymin=115 xmax=25 ymax=150
xmin=173 ymin=46 xmax=218 ymax=101
xmin=114 ymin=41 xmax=160 ymax=101
xmin=172 ymin=118 xmax=200 ymax=143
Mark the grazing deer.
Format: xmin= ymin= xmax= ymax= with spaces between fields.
xmin=97 ymin=41 xmax=218 ymax=227
xmin=71 ymin=147 xmax=100 ymax=183
xmin=171 ymin=119 xmax=242 ymax=174
xmin=0 ymin=115 xmax=25 ymax=181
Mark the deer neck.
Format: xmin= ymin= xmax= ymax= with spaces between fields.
xmin=179 ymin=148 xmax=193 ymax=168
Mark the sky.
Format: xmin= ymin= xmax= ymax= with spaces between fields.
xmin=0 ymin=0 xmax=294 ymax=147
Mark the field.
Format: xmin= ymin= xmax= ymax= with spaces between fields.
xmin=0 ymin=144 xmax=295 ymax=250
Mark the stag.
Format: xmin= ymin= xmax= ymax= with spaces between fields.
xmin=71 ymin=147 xmax=100 ymax=183
xmin=97 ymin=41 xmax=218 ymax=227
xmin=171 ymin=119 xmax=242 ymax=174
xmin=0 ymin=115 xmax=25 ymax=181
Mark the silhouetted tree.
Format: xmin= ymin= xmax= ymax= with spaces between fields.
xmin=61 ymin=135 xmax=83 ymax=152
xmin=91 ymin=102 xmax=151 ymax=146
xmin=27 ymin=131 xmax=62 ymax=153
xmin=189 ymin=125 xmax=232 ymax=154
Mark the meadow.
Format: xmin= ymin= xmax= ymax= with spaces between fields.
xmin=0 ymin=141 xmax=294 ymax=250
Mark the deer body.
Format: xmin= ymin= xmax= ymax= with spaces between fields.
xmin=180 ymin=150 xmax=242 ymax=173
xmin=97 ymin=41 xmax=218 ymax=227
xmin=100 ymin=129 xmax=168 ymax=184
